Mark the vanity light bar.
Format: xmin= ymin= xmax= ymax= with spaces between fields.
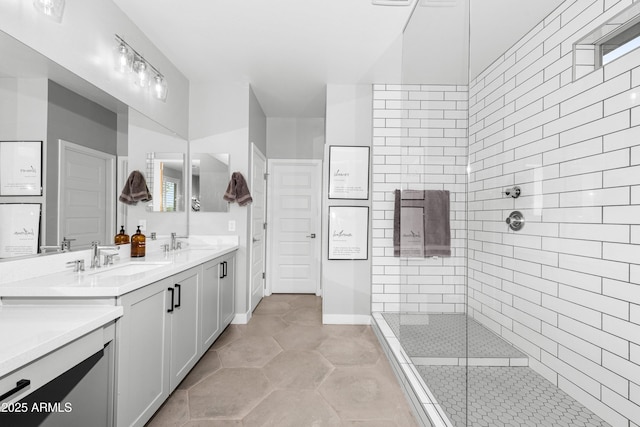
xmin=114 ymin=35 xmax=168 ymax=102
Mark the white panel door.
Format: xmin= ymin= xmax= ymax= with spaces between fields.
xmin=250 ymin=144 xmax=267 ymax=312
xmin=267 ymin=159 xmax=321 ymax=294
xmin=59 ymin=140 xmax=115 ymax=249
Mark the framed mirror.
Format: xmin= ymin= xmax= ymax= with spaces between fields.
xmin=146 ymin=152 xmax=185 ymax=212
xmin=191 ymin=153 xmax=230 ymax=212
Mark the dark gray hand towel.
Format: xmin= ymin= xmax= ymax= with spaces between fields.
xmin=394 ymin=189 xmax=450 ymax=257
xmin=224 ymin=172 xmax=253 ymax=206
xmin=119 ymin=170 xmax=152 ymax=205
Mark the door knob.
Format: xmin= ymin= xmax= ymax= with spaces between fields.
xmin=306 ymin=233 xmax=316 ymax=238
xmin=252 ymin=237 xmax=261 ymax=243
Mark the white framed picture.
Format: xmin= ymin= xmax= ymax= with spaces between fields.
xmin=0 ymin=203 xmax=41 ymax=258
xmin=328 ymin=206 xmax=368 ymax=260
xmin=328 ymin=146 xmax=370 ymax=200
xmin=0 ymin=141 xmax=43 ymax=196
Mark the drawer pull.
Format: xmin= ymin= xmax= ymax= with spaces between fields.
xmin=174 ymin=284 xmax=181 ymax=308
xmin=0 ymin=379 xmax=30 ymax=401
xmin=168 ymin=287 xmax=175 ymax=313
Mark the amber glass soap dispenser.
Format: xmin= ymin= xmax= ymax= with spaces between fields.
xmin=115 ymin=225 xmax=130 ymax=245
xmin=131 ymin=226 xmax=146 ymax=257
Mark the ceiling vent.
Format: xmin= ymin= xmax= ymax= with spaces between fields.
xmin=372 ymin=0 xmax=412 ymax=6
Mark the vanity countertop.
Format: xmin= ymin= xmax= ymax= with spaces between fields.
xmin=0 ymin=304 xmax=123 ymax=378
xmin=0 ymin=242 xmax=238 ymax=298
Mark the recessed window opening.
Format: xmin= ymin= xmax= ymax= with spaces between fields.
xmin=573 ymin=2 xmax=640 ymax=80
xmin=600 ymin=19 xmax=640 ymax=65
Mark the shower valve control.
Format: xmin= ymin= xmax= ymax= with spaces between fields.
xmin=506 ymin=211 xmax=525 ymax=231
xmin=505 ymin=186 xmax=521 ymax=198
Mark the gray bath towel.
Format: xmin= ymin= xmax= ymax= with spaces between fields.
xmin=394 ymin=189 xmax=450 ymax=257
xmin=119 ymin=170 xmax=152 ymax=205
xmin=223 ymin=172 xmax=253 ymax=206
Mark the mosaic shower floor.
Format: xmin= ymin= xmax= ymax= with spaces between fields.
xmin=377 ymin=313 xmax=611 ymax=427
xmin=382 ymin=313 xmax=527 ymax=365
xmin=418 ymin=366 xmax=610 ymax=427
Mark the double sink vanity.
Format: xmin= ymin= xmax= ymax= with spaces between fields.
xmin=0 ymin=235 xmax=238 ymax=427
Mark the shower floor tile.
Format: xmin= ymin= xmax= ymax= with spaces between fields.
xmin=417 ymin=365 xmax=611 ymax=427
xmin=382 ymin=313 xmax=527 ymax=362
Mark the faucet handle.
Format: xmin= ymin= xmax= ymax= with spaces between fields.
xmin=61 ymin=237 xmax=75 ymax=252
xmin=66 ymin=259 xmax=85 ymax=272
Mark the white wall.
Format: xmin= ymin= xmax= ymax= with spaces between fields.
xmin=371 ymin=84 xmax=469 ymax=313
xmin=322 ymin=84 xmax=373 ymax=324
xmin=266 ymin=117 xmax=325 ymax=160
xmin=189 ymin=82 xmax=255 ymax=322
xmin=467 ymin=0 xmax=640 ymax=425
xmin=0 ymin=0 xmax=189 ymax=138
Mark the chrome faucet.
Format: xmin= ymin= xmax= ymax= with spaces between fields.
xmin=90 ymin=241 xmax=120 ymax=269
xmin=170 ymin=232 xmax=188 ymax=251
xmin=40 ymin=237 xmax=76 ymax=253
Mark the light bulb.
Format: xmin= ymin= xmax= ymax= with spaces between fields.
xmin=153 ymin=75 xmax=168 ymax=101
xmin=114 ymin=42 xmax=133 ymax=73
xmin=134 ymin=59 xmax=150 ymax=87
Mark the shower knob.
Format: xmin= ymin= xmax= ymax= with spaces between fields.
xmin=506 ymin=211 xmax=525 ymax=231
xmin=505 ymin=186 xmax=521 ymax=198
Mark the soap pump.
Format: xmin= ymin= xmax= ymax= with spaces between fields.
xmin=131 ymin=226 xmax=146 ymax=257
xmin=115 ymin=225 xmax=130 ymax=245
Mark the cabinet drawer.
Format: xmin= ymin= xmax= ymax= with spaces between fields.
xmin=0 ymin=327 xmax=106 ymax=405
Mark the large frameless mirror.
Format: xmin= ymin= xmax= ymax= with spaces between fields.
xmin=191 ymin=153 xmax=229 ymax=213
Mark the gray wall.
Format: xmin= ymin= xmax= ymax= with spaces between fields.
xmin=46 ymin=81 xmax=117 ymax=245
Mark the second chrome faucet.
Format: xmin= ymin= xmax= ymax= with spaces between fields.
xmin=90 ymin=241 xmax=120 ymax=269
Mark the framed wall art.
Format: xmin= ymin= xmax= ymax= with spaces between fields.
xmin=0 ymin=203 xmax=41 ymax=258
xmin=328 ymin=146 xmax=370 ymax=200
xmin=0 ymin=140 xmax=43 ymax=196
xmin=328 ymin=206 xmax=369 ymax=260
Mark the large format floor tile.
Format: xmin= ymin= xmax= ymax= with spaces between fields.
xmin=146 ymin=294 xmax=418 ymax=426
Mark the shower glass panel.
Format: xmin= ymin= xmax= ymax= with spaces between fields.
xmin=398 ymin=1 xmax=470 ymax=425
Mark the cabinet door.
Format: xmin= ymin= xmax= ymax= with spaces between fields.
xmin=169 ymin=267 xmax=200 ymax=391
xmin=116 ymin=278 xmax=171 ymax=427
xmin=200 ymin=259 xmax=221 ymax=352
xmin=220 ymin=253 xmax=236 ymax=328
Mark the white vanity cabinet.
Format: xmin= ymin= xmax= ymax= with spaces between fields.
xmin=115 ymin=266 xmax=201 ymax=427
xmin=200 ymin=252 xmax=235 ymax=351
xmin=115 ymin=250 xmax=236 ymax=427
xmin=219 ymin=252 xmax=236 ymax=328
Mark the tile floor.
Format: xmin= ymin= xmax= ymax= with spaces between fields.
xmin=146 ymin=294 xmax=419 ymax=427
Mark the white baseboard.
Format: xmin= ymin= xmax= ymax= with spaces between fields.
xmin=322 ymin=314 xmax=371 ymax=325
xmin=232 ymin=310 xmax=251 ymax=324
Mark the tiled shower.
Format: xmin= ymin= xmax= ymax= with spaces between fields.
xmin=372 ymin=0 xmax=640 ymax=426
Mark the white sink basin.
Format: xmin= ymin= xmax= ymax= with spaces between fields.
xmin=88 ymin=262 xmax=171 ymax=278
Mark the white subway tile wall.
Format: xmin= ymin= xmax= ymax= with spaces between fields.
xmin=371 ymin=84 xmax=469 ymax=315
xmin=466 ymin=0 xmax=640 ymax=425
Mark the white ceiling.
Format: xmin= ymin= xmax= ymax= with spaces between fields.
xmin=113 ymin=0 xmax=564 ymax=118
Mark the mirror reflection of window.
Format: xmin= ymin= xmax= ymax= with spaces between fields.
xmin=147 ymin=153 xmax=185 ymax=212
